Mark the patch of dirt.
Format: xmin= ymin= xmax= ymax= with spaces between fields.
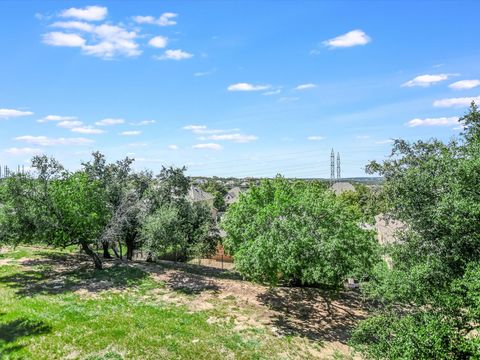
xmin=134 ymin=260 xmax=367 ymax=358
xmin=0 ymin=259 xmax=12 ymax=266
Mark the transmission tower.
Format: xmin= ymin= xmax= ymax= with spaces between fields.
xmin=330 ymin=149 xmax=335 ymax=184
xmin=337 ymin=152 xmax=341 ymax=180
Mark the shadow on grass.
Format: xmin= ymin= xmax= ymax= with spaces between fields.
xmin=137 ymin=260 xmax=242 ymax=295
xmin=0 ymin=253 xmax=151 ymax=297
xmin=258 ymin=287 xmax=368 ymax=343
xmin=0 ymin=317 xmax=52 ymax=356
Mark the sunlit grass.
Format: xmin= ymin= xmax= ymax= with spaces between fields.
xmin=0 ymin=247 xmax=328 ymax=359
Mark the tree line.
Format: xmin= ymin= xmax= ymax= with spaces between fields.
xmin=0 ymin=152 xmax=218 ymax=269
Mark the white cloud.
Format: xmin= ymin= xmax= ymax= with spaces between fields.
xmin=44 ymin=23 xmax=141 ymax=59
xmin=0 ymin=108 xmax=33 ymax=119
xmin=57 ymin=120 xmax=83 ymax=128
xmin=227 ymin=83 xmax=271 ymax=92
xmin=402 ymin=74 xmax=450 ymax=87
xmin=192 ymin=143 xmax=223 ymax=150
xmin=95 ymin=118 xmax=125 ymax=126
xmin=295 ymin=83 xmax=316 ymax=91
xmin=168 ymin=144 xmax=179 ymax=150
xmin=50 ymin=21 xmax=95 ymax=32
xmin=5 ymin=147 xmax=43 ymax=155
xmin=183 ymin=125 xmax=207 ymax=132
xmin=148 ymin=36 xmax=168 ymax=48
xmin=207 ymin=134 xmax=258 ymax=143
xmin=15 ymin=135 xmax=93 ymax=146
xmin=38 ymin=115 xmax=77 ymax=123
xmin=262 ymin=89 xmax=282 ymax=96
xmin=194 ymin=69 xmax=215 ymax=77
xmin=406 ymin=116 xmax=459 ymax=127
xmin=130 ymin=120 xmax=156 ymax=126
xmin=42 ymin=32 xmax=86 ymax=47
xmin=449 ymin=79 xmax=480 ymax=90
xmin=60 ymin=6 xmax=108 ymax=21
xmin=133 ymin=13 xmax=178 ymax=26
xmin=183 ymin=125 xmax=239 ymax=135
xmin=433 ymin=96 xmax=480 ymax=108
xmin=323 ymin=29 xmax=371 ymax=48
xmin=71 ymin=126 xmax=105 ymax=134
xmin=307 ymin=136 xmax=325 ymax=141
xmin=81 ymin=24 xmax=141 ymax=58
xmin=155 ymin=49 xmax=193 ymax=60
xmin=120 ymin=130 xmax=141 ymax=136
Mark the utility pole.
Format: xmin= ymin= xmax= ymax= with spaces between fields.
xmin=337 ymin=152 xmax=341 ymax=180
xmin=330 ymin=149 xmax=335 ymax=185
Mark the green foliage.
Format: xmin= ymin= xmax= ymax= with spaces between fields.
xmin=199 ymin=178 xmax=227 ymax=210
xmin=338 ymin=184 xmax=387 ymax=223
xmin=351 ymin=103 xmax=480 ymax=359
xmin=141 ymin=167 xmax=219 ymax=261
xmin=222 ymin=177 xmax=378 ymax=286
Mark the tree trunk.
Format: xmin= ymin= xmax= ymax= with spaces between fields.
xmin=81 ymin=242 xmax=103 ymax=270
xmin=102 ymin=241 xmax=112 ymax=258
xmin=125 ymin=232 xmax=136 ymax=261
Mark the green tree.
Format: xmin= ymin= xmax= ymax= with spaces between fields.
xmin=199 ymin=178 xmax=227 ymax=210
xmin=0 ymin=156 xmax=109 ymax=269
xmin=351 ymin=103 xmax=480 ymax=359
xmin=141 ymin=166 xmax=219 ymax=262
xmin=221 ymin=177 xmax=378 ymax=287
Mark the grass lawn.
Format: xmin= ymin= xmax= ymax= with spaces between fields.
xmin=0 ymin=247 xmax=361 ymax=359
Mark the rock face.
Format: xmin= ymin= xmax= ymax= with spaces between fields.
xmin=329 ymin=182 xmax=356 ymax=195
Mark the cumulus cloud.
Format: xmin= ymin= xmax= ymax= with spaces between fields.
xmin=402 ymin=74 xmax=450 ymax=87
xmin=433 ymin=96 xmax=480 ymax=107
xmin=148 ymin=36 xmax=168 ymax=48
xmin=42 ymin=32 xmax=86 ymax=47
xmin=323 ymin=30 xmax=371 ymax=48
xmin=406 ymin=116 xmax=459 ymax=127
xmin=5 ymin=147 xmax=43 ymax=155
xmin=60 ymin=5 xmax=108 ymax=21
xmin=133 ymin=13 xmax=178 ymax=26
xmin=307 ymin=136 xmax=325 ymax=141
xmin=207 ymin=134 xmax=258 ymax=143
xmin=71 ymin=126 xmax=105 ymax=134
xmin=192 ymin=143 xmax=222 ymax=150
xmin=45 ymin=23 xmax=141 ymax=59
xmin=120 ymin=130 xmax=141 ymax=136
xmin=15 ymin=135 xmax=93 ymax=146
xmin=155 ymin=49 xmax=193 ymax=60
xmin=227 ymin=83 xmax=271 ymax=92
xmin=449 ymin=79 xmax=480 ymax=90
xmin=168 ymin=144 xmax=179 ymax=150
xmin=57 ymin=120 xmax=83 ymax=128
xmin=95 ymin=118 xmax=125 ymax=126
xmin=295 ymin=83 xmax=316 ymax=91
xmin=0 ymin=108 xmax=33 ymax=119
xmin=38 ymin=115 xmax=77 ymax=123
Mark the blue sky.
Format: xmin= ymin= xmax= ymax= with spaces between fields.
xmin=1 ymin=1 xmax=480 ymax=178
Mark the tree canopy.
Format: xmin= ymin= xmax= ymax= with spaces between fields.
xmin=222 ymin=177 xmax=379 ymax=287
